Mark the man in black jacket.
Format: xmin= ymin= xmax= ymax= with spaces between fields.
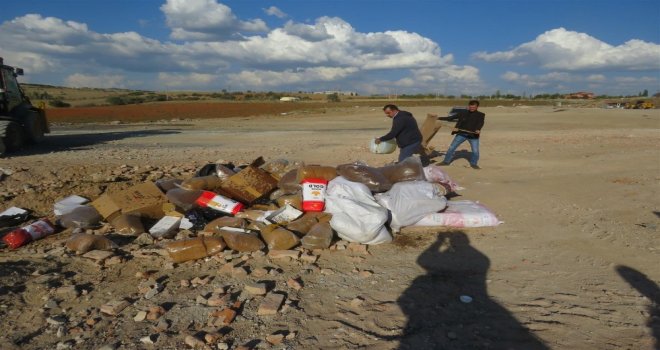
xmin=375 ymin=104 xmax=423 ymax=162
xmin=439 ymin=100 xmax=485 ymax=169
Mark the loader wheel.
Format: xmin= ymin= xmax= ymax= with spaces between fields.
xmin=24 ymin=111 xmax=46 ymax=143
xmin=0 ymin=139 xmax=5 ymax=157
xmin=2 ymin=121 xmax=25 ymax=152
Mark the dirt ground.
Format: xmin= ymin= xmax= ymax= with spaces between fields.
xmin=0 ymin=105 xmax=658 ymax=349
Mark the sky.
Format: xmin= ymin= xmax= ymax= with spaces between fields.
xmin=1 ymin=0 xmax=659 ymax=96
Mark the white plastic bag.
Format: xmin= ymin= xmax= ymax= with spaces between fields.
xmin=324 ymin=177 xmax=392 ymax=244
xmin=423 ymin=165 xmax=464 ymax=192
xmin=375 ymin=181 xmax=448 ymax=231
xmin=413 ymin=200 xmax=502 ymax=228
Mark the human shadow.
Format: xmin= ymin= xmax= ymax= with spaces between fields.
xmin=397 ymin=232 xmax=548 ymax=349
xmin=427 ymin=150 xmax=474 ymax=166
xmin=615 ymin=265 xmax=660 ymax=349
xmin=5 ymin=129 xmax=181 ymax=157
xmin=447 ymin=150 xmax=474 ymax=164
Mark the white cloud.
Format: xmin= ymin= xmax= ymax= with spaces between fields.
xmin=0 ymin=14 xmax=185 ymax=73
xmin=614 ymin=76 xmax=657 ymax=84
xmin=161 ymin=0 xmax=268 ymax=41
xmin=0 ymin=5 xmax=480 ymax=93
xmin=227 ymin=67 xmax=359 ymax=88
xmin=158 ymin=72 xmax=217 ymax=87
xmin=501 ymin=71 xmax=595 ymax=88
xmin=586 ymin=74 xmax=606 ymax=82
xmin=264 ymin=6 xmax=287 ymax=19
xmin=400 ymin=66 xmax=483 ymax=93
xmin=65 ymin=73 xmax=127 ymax=88
xmin=193 ymin=17 xmax=452 ymax=71
xmin=282 ymin=20 xmax=332 ymax=41
xmin=474 ymin=27 xmax=660 ymax=71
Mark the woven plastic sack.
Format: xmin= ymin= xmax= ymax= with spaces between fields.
xmin=423 ymin=165 xmax=464 ymax=192
xmin=413 ymin=200 xmax=502 ymax=228
xmin=324 ymin=177 xmax=391 ymax=244
xmin=375 ymin=181 xmax=447 ymax=231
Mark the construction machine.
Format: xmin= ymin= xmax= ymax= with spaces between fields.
xmin=0 ymin=57 xmax=50 ymax=156
xmin=624 ymin=100 xmax=655 ymax=109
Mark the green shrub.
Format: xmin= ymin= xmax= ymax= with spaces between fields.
xmin=327 ymin=93 xmax=340 ymax=102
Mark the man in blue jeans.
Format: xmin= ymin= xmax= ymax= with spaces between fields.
xmin=439 ymin=100 xmax=485 ymax=169
xmin=375 ymin=104 xmax=423 ymax=162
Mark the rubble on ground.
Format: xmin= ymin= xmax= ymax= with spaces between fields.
xmin=0 ymin=156 xmax=500 ymax=348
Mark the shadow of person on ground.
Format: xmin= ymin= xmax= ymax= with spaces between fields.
xmin=5 ymin=129 xmax=181 ymax=157
xmin=426 ymin=149 xmax=474 ymax=166
xmin=397 ymin=232 xmax=548 ymax=349
xmin=616 ymin=265 xmax=660 ymax=349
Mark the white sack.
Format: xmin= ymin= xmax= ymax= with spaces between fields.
xmin=324 ymin=176 xmax=391 ymax=244
xmin=375 ymin=181 xmax=448 ymax=231
xmin=413 ymin=200 xmax=502 ymax=228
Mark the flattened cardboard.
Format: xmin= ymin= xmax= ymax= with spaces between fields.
xmin=220 ymin=165 xmax=278 ymax=204
xmin=420 ymin=113 xmax=443 ymax=151
xmin=92 ymin=182 xmax=168 ymax=221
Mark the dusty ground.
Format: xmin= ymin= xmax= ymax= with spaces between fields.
xmin=0 ymin=105 xmax=659 ymax=349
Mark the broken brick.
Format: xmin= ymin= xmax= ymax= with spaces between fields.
xmin=244 ymin=283 xmax=267 ymax=296
xmin=257 ymin=293 xmax=285 ymax=316
xmin=268 ymin=250 xmax=300 ymax=260
xmin=286 ymin=278 xmax=303 ymax=291
xmin=100 ymin=299 xmax=130 ymax=316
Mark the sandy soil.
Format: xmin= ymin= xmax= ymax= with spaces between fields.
xmin=0 ymin=105 xmax=658 ymax=349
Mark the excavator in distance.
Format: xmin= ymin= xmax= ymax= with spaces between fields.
xmin=0 ymin=57 xmax=49 ymax=156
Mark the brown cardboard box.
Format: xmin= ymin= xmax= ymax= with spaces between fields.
xmin=220 ymin=165 xmax=278 ymax=204
xmin=92 ymin=182 xmax=168 ymax=221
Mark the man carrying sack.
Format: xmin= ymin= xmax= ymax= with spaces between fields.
xmin=375 ymin=104 xmax=424 ymax=163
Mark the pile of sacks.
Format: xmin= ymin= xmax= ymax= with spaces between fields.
xmin=2 ymin=156 xmax=501 ymax=262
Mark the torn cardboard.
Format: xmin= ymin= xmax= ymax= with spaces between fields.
xmin=92 ymin=182 xmax=168 ymax=221
xmin=220 ymin=159 xmax=278 ymax=204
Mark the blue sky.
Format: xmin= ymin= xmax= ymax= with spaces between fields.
xmin=1 ymin=0 xmax=659 ymax=95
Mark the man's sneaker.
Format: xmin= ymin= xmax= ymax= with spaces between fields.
xmin=470 ymin=164 xmax=481 ymax=169
xmin=438 ymin=161 xmax=450 ymax=166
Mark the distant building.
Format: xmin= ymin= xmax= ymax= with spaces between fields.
xmin=279 ymin=96 xmax=300 ymax=102
xmin=565 ymin=91 xmax=595 ymax=99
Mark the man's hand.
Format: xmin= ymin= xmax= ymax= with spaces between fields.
xmin=374 ymin=138 xmax=381 ymax=144
xmin=475 ymin=130 xmax=480 ymax=134
xmin=452 ymin=128 xmax=458 ymax=132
